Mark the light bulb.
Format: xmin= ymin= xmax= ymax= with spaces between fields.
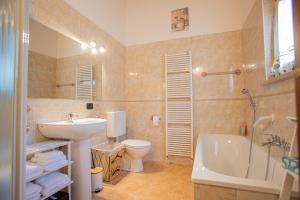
xmin=99 ymin=46 xmax=106 ymax=54
xmin=81 ymin=43 xmax=88 ymax=50
xmin=91 ymin=48 xmax=97 ymax=55
xmin=90 ymin=41 xmax=96 ymax=48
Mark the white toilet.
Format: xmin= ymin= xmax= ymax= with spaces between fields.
xmin=107 ymin=111 xmax=151 ymax=172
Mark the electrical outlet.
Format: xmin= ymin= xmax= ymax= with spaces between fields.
xmin=86 ymin=103 xmax=94 ymax=110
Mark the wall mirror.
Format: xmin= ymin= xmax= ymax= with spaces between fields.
xmin=28 ymin=18 xmax=102 ymax=100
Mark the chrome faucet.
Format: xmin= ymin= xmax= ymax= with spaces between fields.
xmin=281 ymin=138 xmax=291 ymax=155
xmin=262 ymin=134 xmax=291 ymax=153
xmin=262 ymin=134 xmax=291 ymax=181
xmin=262 ymin=134 xmax=281 ymax=147
xmin=67 ymin=113 xmax=76 ymax=122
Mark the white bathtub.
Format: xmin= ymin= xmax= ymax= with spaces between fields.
xmin=192 ymin=134 xmax=299 ymax=196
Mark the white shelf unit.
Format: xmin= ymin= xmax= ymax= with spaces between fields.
xmin=26 ymin=140 xmax=73 ymax=200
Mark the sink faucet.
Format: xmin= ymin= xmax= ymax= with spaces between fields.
xmin=67 ymin=113 xmax=76 ymax=122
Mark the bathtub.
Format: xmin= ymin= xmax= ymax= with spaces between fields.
xmin=192 ymin=134 xmax=299 ymax=199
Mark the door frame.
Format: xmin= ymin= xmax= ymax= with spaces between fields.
xmin=294 ymin=0 xmax=300 ymax=162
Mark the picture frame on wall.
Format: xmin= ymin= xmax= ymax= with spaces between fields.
xmin=171 ymin=7 xmax=189 ymax=32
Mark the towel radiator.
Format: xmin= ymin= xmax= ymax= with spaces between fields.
xmin=165 ymin=51 xmax=193 ymax=158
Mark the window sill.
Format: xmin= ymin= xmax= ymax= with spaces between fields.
xmin=263 ymin=71 xmax=295 ymax=86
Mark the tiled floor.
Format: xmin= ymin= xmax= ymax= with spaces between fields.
xmin=93 ymin=161 xmax=194 ymax=200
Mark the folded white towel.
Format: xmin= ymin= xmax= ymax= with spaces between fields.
xmin=31 ymin=155 xmax=67 ymax=166
xmin=31 ymin=154 xmax=66 ymax=164
xmin=41 ymin=177 xmax=70 ymax=197
xmin=43 ymin=160 xmax=68 ymax=172
xmin=26 ymin=182 xmax=42 ymax=197
xmin=33 ymin=150 xmax=64 ymax=161
xmin=25 ymin=195 xmax=40 ymax=200
xmin=26 ymin=170 xmax=43 ymax=182
xmin=26 ymin=162 xmax=43 ymax=181
xmin=25 ymin=192 xmax=40 ymax=200
xmin=26 ymin=196 xmax=40 ymax=200
xmin=26 ymin=196 xmax=39 ymax=200
xmin=31 ymin=151 xmax=68 ymax=172
xmin=35 ymin=172 xmax=68 ymax=188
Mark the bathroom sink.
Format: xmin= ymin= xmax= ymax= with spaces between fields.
xmin=38 ymin=118 xmax=107 ymax=140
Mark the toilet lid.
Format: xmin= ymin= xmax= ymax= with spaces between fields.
xmin=121 ymin=139 xmax=151 ymax=148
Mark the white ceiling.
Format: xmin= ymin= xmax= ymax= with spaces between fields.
xmin=64 ymin=0 xmax=256 ymax=46
xmin=64 ymin=0 xmax=126 ymax=44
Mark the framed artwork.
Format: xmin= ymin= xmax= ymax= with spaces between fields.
xmin=171 ymin=7 xmax=189 ymax=32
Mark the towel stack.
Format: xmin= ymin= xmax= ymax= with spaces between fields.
xmin=35 ymin=172 xmax=71 ymax=197
xmin=26 ymin=162 xmax=43 ymax=182
xmin=31 ymin=150 xmax=68 ymax=171
xmin=25 ymin=182 xmax=41 ymax=200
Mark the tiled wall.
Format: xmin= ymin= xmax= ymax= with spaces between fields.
xmin=125 ymin=31 xmax=246 ymax=162
xmin=241 ymin=0 xmax=297 ymax=159
xmin=28 ymin=51 xmax=56 ymax=98
xmin=27 ymin=0 xmax=125 ymax=145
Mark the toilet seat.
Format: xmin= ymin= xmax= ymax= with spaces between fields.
xmin=121 ymin=139 xmax=151 ymax=149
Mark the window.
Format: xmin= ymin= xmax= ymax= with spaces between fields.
xmin=271 ymin=0 xmax=295 ymax=78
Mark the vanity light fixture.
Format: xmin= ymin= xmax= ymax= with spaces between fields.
xmin=91 ymin=48 xmax=97 ymax=55
xmin=99 ymin=46 xmax=106 ymax=54
xmin=81 ymin=41 xmax=106 ymax=55
xmin=90 ymin=41 xmax=96 ymax=48
xmin=81 ymin=43 xmax=88 ymax=50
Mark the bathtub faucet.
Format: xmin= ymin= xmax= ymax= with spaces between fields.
xmin=262 ymin=134 xmax=290 ymax=180
xmin=262 ymin=134 xmax=291 ymax=153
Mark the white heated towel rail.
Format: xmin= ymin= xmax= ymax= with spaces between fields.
xmin=165 ymin=51 xmax=193 ymax=158
xmin=76 ymin=65 xmax=93 ymax=100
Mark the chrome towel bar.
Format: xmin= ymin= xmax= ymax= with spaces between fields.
xmin=201 ymin=69 xmax=241 ymax=77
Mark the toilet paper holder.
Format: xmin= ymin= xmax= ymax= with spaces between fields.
xmin=151 ymin=115 xmax=161 ymax=120
xmin=151 ymin=115 xmax=161 ymax=126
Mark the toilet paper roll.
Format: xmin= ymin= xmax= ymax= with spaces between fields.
xmin=152 ymin=115 xmax=160 ymax=126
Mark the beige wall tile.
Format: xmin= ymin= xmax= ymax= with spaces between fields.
xmin=193 ymin=99 xmax=246 ymax=136
xmin=125 ymin=101 xmax=164 ymax=161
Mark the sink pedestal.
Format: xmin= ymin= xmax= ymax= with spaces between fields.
xmin=71 ymin=139 xmax=92 ymax=200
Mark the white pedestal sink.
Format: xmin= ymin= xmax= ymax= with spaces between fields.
xmin=38 ymin=118 xmax=107 ymax=200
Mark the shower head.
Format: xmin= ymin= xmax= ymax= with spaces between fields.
xmin=241 ymin=88 xmax=256 ymax=107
